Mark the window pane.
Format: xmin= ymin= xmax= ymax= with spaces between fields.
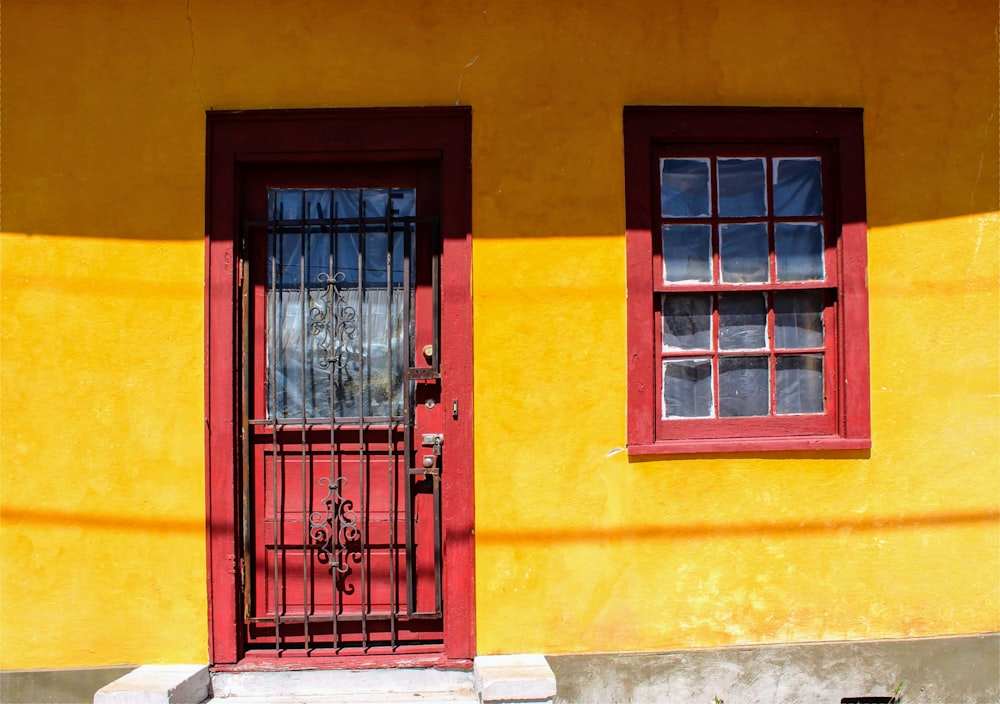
xmin=719 ymin=356 xmax=769 ymax=417
xmin=661 ymin=158 xmax=711 ymax=217
xmin=304 ymin=189 xmax=332 ymax=220
xmin=333 ymin=188 xmax=415 ymax=287
xmin=267 ymin=187 xmax=415 ymax=420
xmin=270 ymin=189 xmax=306 ymax=221
xmin=720 ymin=223 xmax=769 ymax=283
xmin=718 ymin=158 xmax=767 ymax=217
xmin=663 ymin=358 xmax=713 ymax=418
xmin=777 ymin=355 xmax=824 ymax=414
xmin=775 ymin=223 xmax=824 ymax=281
xmin=662 ymin=294 xmax=712 ymax=351
xmin=719 ymin=293 xmax=766 ymax=350
xmin=775 ymin=291 xmax=824 ymax=349
xmin=774 ymin=158 xmax=823 ymax=216
xmin=663 ymin=224 xmax=712 ymax=283
xmin=268 ymin=191 xmax=332 ymax=288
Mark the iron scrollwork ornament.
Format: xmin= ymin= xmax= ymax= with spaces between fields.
xmin=311 ymin=271 xmax=358 ymax=371
xmin=308 ymin=476 xmax=361 ymax=590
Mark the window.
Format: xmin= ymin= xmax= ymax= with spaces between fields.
xmin=624 ymin=107 xmax=870 ymax=454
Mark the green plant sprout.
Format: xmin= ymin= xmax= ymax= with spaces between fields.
xmin=890 ymin=681 xmax=905 ymax=702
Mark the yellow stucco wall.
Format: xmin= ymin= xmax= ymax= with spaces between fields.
xmin=2 ymin=0 xmax=997 ymax=669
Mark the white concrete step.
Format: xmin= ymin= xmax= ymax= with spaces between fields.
xmin=207 ymin=669 xmax=477 ymax=704
xmin=93 ymin=655 xmax=555 ymax=704
xmin=205 ymin=694 xmax=476 ymax=704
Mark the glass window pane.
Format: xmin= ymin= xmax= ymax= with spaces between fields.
xmin=777 ymin=355 xmax=824 ymax=414
xmin=269 ymin=189 xmax=332 ymax=289
xmin=270 ymin=227 xmax=303 ymax=287
xmin=663 ymin=224 xmax=712 ymax=283
xmin=720 ymin=223 xmax=769 ymax=283
xmin=663 ymin=358 xmax=714 ymax=418
xmin=391 ymin=188 xmax=417 ymax=218
xmin=719 ymin=293 xmax=766 ymax=350
xmin=270 ymin=189 xmax=305 ymax=221
xmin=775 ymin=223 xmax=824 ymax=281
xmin=774 ymin=158 xmax=823 ymax=216
xmin=775 ymin=291 xmax=824 ymax=349
xmin=266 ymin=187 xmax=415 ymax=421
xmin=662 ymin=294 xmax=712 ymax=351
xmin=718 ymin=158 xmax=767 ymax=217
xmin=304 ymin=189 xmax=332 ymax=220
xmin=333 ymin=188 xmax=362 ymax=219
xmin=661 ymin=158 xmax=711 ymax=217
xmin=362 ymin=188 xmax=390 ymax=218
xmin=719 ymin=356 xmax=769 ymax=417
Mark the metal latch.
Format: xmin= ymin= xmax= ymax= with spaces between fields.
xmin=421 ymin=434 xmax=444 ymax=453
xmin=420 ymin=434 xmax=444 ymax=472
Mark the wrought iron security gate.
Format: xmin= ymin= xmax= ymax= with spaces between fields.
xmin=239 ymin=184 xmax=445 ymax=654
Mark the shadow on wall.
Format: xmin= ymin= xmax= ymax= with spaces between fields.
xmin=2 ymin=505 xmax=995 ymax=544
xmin=475 ymin=508 xmax=999 ymax=545
xmin=0 ymin=506 xmax=212 ymax=534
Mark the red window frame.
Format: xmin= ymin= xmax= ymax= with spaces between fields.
xmin=624 ymin=107 xmax=871 ymax=455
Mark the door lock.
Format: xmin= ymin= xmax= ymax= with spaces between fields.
xmin=421 ymin=433 xmax=444 ymax=452
xmin=420 ymin=434 xmax=444 ymax=474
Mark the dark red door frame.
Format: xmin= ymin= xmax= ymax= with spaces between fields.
xmin=205 ymin=107 xmax=474 ymax=667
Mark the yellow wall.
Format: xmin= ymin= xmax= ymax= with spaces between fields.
xmin=2 ymin=0 xmax=997 ymax=668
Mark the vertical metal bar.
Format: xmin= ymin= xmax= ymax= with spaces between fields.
xmin=299 ymin=191 xmax=311 ymax=650
xmin=357 ymin=190 xmax=369 ymax=649
xmin=385 ymin=194 xmax=398 ymax=649
xmin=431 ymin=227 xmax=443 ymax=615
xmin=431 ymin=220 xmax=440 ymax=375
xmin=269 ymin=194 xmax=281 ymax=651
xmin=403 ymin=208 xmax=416 ymax=617
xmin=433 ymin=473 xmax=443 ymax=615
xmin=240 ymin=223 xmax=254 ymax=625
xmin=329 ymin=190 xmax=339 ymax=649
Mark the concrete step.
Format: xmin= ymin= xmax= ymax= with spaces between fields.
xmin=207 ymin=669 xmax=478 ymax=704
xmin=205 ymin=694 xmax=477 ymax=704
xmin=92 ymin=655 xmax=556 ymax=704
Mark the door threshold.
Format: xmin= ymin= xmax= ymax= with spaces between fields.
xmin=214 ymin=652 xmax=470 ymax=672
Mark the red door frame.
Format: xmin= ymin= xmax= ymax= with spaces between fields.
xmin=205 ymin=107 xmax=474 ymax=668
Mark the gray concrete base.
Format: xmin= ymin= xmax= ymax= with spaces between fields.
xmin=546 ymin=633 xmax=1000 ymax=704
xmin=0 ymin=666 xmax=136 ymax=704
xmin=474 ymin=654 xmax=556 ymax=704
xmin=93 ymin=665 xmax=209 ymax=704
xmin=22 ymin=635 xmax=996 ymax=704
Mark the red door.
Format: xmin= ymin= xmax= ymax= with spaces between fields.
xmin=206 ymin=108 xmax=473 ymax=667
xmin=239 ymin=163 xmax=449 ymax=656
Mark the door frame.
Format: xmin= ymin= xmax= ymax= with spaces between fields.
xmin=205 ymin=107 xmax=474 ymax=668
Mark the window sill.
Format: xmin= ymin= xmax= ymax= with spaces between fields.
xmin=627 ymin=435 xmax=871 ymax=457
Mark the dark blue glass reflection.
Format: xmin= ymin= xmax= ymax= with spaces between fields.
xmin=661 ymin=158 xmax=711 ymax=217
xmin=718 ymin=158 xmax=767 ymax=217
xmin=774 ymin=158 xmax=823 ymax=216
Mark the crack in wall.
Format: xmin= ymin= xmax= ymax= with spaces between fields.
xmin=454 ymin=0 xmax=490 ymax=106
xmin=454 ymin=53 xmax=480 ymax=106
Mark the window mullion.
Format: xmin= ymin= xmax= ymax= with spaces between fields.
xmin=767 ymin=291 xmax=777 ymax=417
xmin=766 ymin=156 xmax=777 ymax=417
xmin=709 ymin=156 xmax=721 ymax=419
xmin=711 ymin=293 xmax=720 ymax=419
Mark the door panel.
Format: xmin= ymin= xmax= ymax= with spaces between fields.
xmin=240 ymin=164 xmax=445 ymax=653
